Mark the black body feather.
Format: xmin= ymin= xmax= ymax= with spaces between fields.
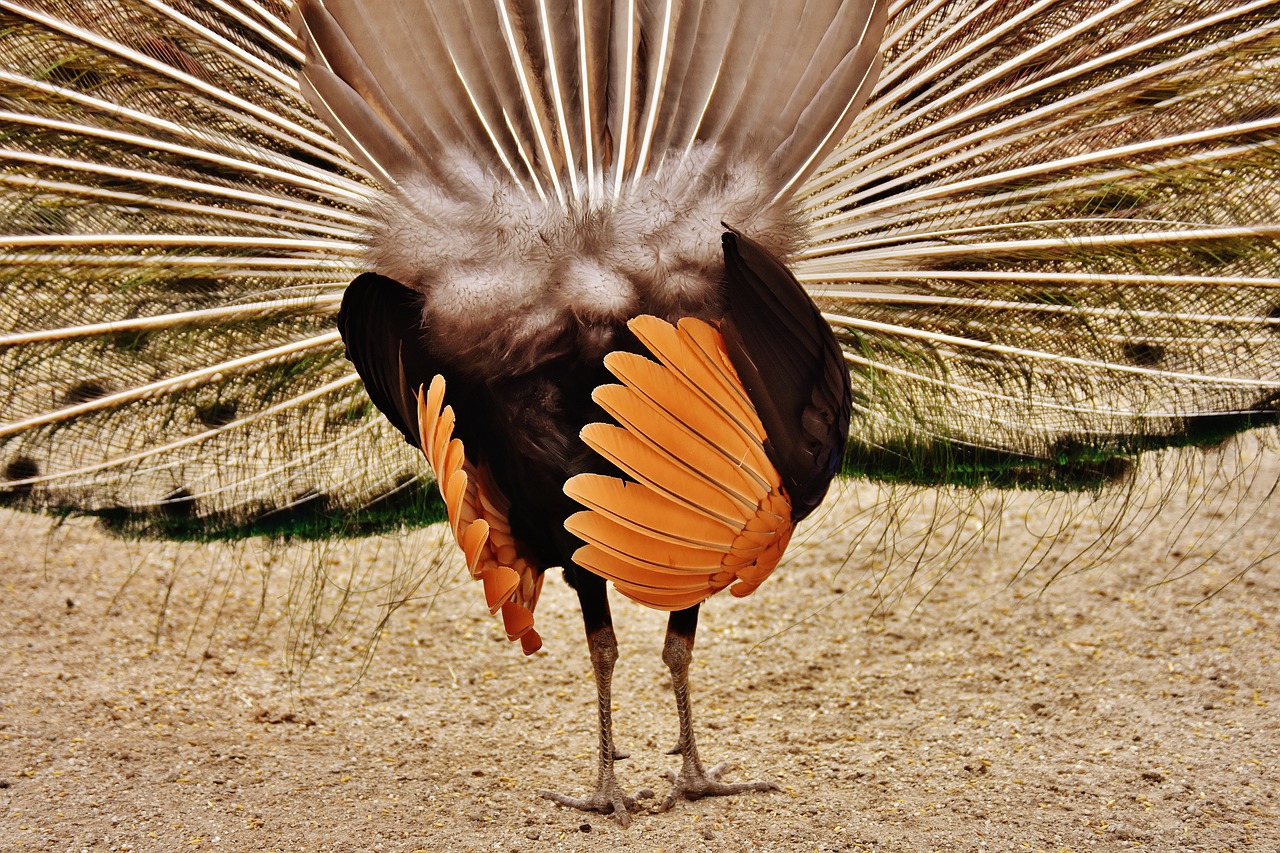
xmin=719 ymin=231 xmax=853 ymax=520
xmin=337 ymin=270 xmax=618 ymax=577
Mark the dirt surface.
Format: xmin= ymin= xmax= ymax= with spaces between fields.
xmin=3 ymin=454 xmax=1279 ymax=852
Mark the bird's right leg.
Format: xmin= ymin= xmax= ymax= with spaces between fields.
xmin=540 ymin=572 xmax=653 ymax=826
xmin=658 ymin=605 xmax=778 ymax=811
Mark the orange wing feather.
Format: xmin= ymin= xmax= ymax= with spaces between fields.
xmin=415 ymin=376 xmax=544 ymax=654
xmin=565 ymin=316 xmax=795 ymax=611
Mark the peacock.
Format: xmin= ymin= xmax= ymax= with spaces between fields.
xmin=2 ymin=0 xmax=1279 ymax=826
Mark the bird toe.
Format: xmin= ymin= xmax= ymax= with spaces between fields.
xmin=657 ymin=761 xmax=779 ymax=812
xmin=539 ymin=779 xmax=652 ymax=828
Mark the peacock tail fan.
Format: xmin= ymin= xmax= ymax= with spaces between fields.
xmin=0 ymin=0 xmax=442 ymax=540
xmin=0 ymin=0 xmax=455 ymax=675
xmin=805 ymin=0 xmax=1280 ymax=493
xmin=1 ymin=0 xmax=1279 ymax=673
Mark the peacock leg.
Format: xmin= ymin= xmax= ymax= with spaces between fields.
xmin=658 ymin=606 xmax=778 ymax=812
xmin=540 ymin=573 xmax=652 ymax=826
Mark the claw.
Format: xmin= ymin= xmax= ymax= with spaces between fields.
xmin=657 ymin=760 xmax=778 ymax=813
xmin=540 ymin=783 xmax=654 ymax=827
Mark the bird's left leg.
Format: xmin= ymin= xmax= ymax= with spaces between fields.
xmin=540 ymin=571 xmax=653 ymax=826
xmin=658 ymin=605 xmax=778 ymax=812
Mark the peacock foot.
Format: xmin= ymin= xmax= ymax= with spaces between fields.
xmin=657 ymin=760 xmax=779 ymax=812
xmin=540 ymin=777 xmax=655 ymax=828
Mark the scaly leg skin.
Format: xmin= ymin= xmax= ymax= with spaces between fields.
xmin=658 ymin=606 xmax=779 ymax=812
xmin=540 ymin=576 xmax=653 ymax=827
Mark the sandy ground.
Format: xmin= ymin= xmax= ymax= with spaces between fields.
xmin=2 ymin=451 xmax=1279 ymax=852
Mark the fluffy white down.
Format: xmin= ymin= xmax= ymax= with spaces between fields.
xmin=365 ymin=145 xmax=798 ymax=378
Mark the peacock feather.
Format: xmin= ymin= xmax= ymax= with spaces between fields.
xmin=2 ymin=0 xmax=1279 ymax=604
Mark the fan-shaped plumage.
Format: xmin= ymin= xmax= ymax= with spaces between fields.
xmin=3 ymin=0 xmax=1276 ymax=532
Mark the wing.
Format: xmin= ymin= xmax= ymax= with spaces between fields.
xmin=0 ymin=0 xmax=439 ymax=539
xmin=415 ymin=377 xmax=544 ymax=654
xmin=336 ymin=272 xmax=434 ymax=447
xmin=719 ymin=229 xmax=853 ymax=520
xmin=791 ymin=0 xmax=1280 ymax=490
xmin=565 ymin=232 xmax=854 ymax=608
xmin=565 ymin=314 xmax=793 ymax=610
xmin=338 ymin=271 xmax=545 ymax=652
